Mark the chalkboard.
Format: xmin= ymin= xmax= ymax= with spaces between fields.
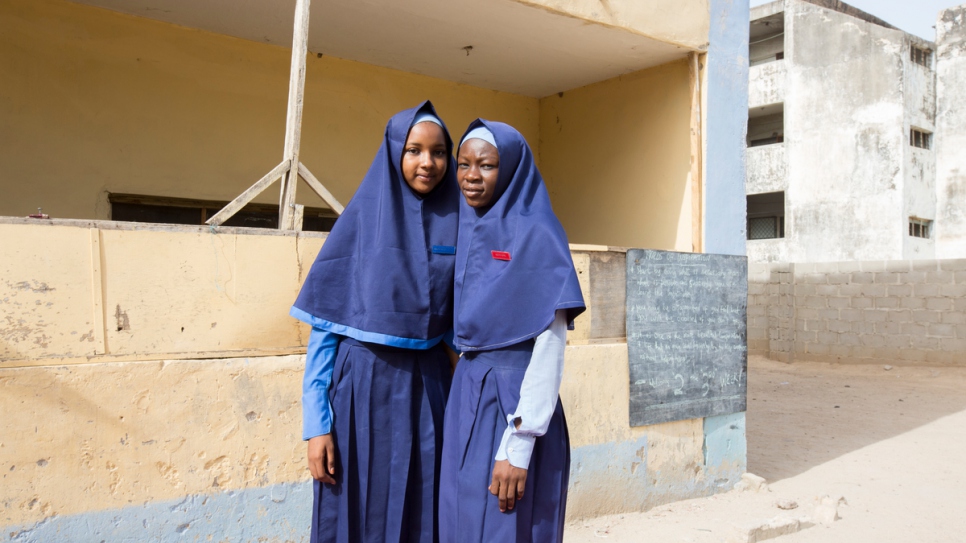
xmin=626 ymin=249 xmax=747 ymax=427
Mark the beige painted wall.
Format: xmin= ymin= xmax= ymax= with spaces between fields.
xmin=0 ymin=220 xmax=630 ymax=367
xmin=0 ymin=221 xmax=716 ymax=525
xmin=0 ymin=346 xmax=714 ymax=527
xmin=0 ymin=0 xmax=539 ymax=221
xmin=517 ymin=0 xmax=710 ymax=49
xmin=0 ymin=220 xmax=323 ymax=366
xmin=539 ymin=60 xmax=694 ymax=250
xmin=3 ymin=0 xmax=698 ymax=252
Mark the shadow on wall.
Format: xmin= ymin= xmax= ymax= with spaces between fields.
xmin=745 ymin=356 xmax=966 ymax=483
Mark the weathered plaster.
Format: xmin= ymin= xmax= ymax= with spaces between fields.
xmin=4 ymin=483 xmax=311 ymax=543
xmin=936 ymin=6 xmax=966 ymax=258
xmin=747 ymin=0 xmax=940 ymax=263
xmin=0 ymin=221 xmax=324 ymax=365
xmin=748 ymin=60 xmax=786 ymax=108
xmin=746 ymin=144 xmax=787 ymax=195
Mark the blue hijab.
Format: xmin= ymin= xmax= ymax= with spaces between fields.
xmin=293 ymin=101 xmax=460 ymax=340
xmin=453 ymin=119 xmax=585 ymax=351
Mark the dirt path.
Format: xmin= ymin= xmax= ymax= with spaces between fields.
xmin=564 ymin=356 xmax=966 ymax=543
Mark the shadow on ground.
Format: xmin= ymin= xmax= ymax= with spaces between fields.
xmin=746 ymin=355 xmax=966 ymax=483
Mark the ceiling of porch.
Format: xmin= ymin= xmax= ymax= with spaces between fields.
xmin=73 ymin=0 xmax=701 ymax=97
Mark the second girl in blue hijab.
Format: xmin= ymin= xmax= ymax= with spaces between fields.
xmin=291 ymin=101 xmax=460 ymax=543
xmin=439 ymin=120 xmax=585 ymax=542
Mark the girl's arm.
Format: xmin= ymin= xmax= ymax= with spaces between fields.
xmin=495 ymin=309 xmax=567 ymax=469
xmin=303 ymin=327 xmax=341 ymax=484
xmin=489 ymin=309 xmax=567 ymax=511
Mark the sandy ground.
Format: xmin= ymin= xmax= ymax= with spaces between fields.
xmin=564 ymin=355 xmax=966 ymax=543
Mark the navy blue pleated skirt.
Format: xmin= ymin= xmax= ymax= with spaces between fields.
xmin=439 ymin=341 xmax=570 ymax=543
xmin=311 ymin=337 xmax=451 ymax=543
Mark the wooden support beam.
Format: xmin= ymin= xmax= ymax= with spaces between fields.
xmin=206 ymin=159 xmax=290 ymax=227
xmin=689 ymin=52 xmax=705 ymax=253
xmin=278 ymin=0 xmax=312 ymax=230
xmin=293 ymin=204 xmax=305 ymax=232
xmin=298 ymin=162 xmax=345 ymax=215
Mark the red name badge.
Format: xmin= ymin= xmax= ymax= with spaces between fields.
xmin=491 ymin=250 xmax=511 ymax=261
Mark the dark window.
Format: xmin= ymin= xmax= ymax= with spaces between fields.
xmin=749 ymin=12 xmax=785 ymax=67
xmin=910 ymin=128 xmax=932 ymax=150
xmin=747 ymin=192 xmax=785 ymax=240
xmin=109 ymin=194 xmax=337 ymax=232
xmin=911 ymin=46 xmax=932 ymax=68
xmin=747 ymin=106 xmax=784 ymax=148
xmin=909 ymin=218 xmax=931 ymax=239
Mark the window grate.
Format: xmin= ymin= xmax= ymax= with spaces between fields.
xmin=910 ymin=128 xmax=932 ymax=150
xmin=909 ymin=218 xmax=931 ymax=239
xmin=748 ymin=216 xmax=784 ymax=240
xmin=911 ymin=46 xmax=932 ymax=68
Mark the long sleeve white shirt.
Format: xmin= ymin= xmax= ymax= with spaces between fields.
xmin=494 ymin=309 xmax=568 ymax=469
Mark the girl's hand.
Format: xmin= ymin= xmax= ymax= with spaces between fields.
xmin=307 ymin=434 xmax=337 ymax=485
xmin=443 ymin=344 xmax=460 ymax=374
xmin=489 ymin=459 xmax=527 ymax=512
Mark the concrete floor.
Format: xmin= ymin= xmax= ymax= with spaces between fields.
xmin=565 ymin=355 xmax=966 ymax=542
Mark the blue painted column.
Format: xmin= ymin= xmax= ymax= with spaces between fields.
xmin=703 ymin=0 xmax=750 ymax=487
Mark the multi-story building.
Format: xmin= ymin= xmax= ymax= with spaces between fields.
xmin=746 ymin=0 xmax=964 ymax=262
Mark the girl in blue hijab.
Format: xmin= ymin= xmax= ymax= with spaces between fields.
xmin=439 ymin=120 xmax=585 ymax=542
xmin=291 ymin=101 xmax=460 ymax=543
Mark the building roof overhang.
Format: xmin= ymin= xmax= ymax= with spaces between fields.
xmin=72 ymin=0 xmax=709 ymax=97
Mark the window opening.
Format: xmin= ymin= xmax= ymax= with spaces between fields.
xmin=749 ymin=12 xmax=785 ymax=67
xmin=747 ymin=192 xmax=785 ymax=240
xmin=911 ymin=46 xmax=932 ymax=68
xmin=747 ymin=104 xmax=784 ymax=148
xmin=910 ymin=128 xmax=932 ymax=150
xmin=108 ymin=193 xmax=337 ymax=231
xmin=909 ymin=218 xmax=931 ymax=239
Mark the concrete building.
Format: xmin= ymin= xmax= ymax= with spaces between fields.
xmin=0 ymin=0 xmax=749 ymax=540
xmin=936 ymin=5 xmax=966 ymax=258
xmin=746 ymin=0 xmax=965 ymax=263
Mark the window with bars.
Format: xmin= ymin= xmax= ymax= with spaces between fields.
xmin=909 ymin=218 xmax=931 ymax=239
xmin=911 ymin=46 xmax=932 ymax=68
xmin=108 ymin=193 xmax=337 ymax=231
xmin=910 ymin=128 xmax=932 ymax=150
xmin=746 ymin=192 xmax=785 ymax=240
xmin=748 ymin=216 xmax=784 ymax=240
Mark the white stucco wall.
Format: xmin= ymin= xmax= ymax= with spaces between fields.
xmin=748 ymin=59 xmax=786 ymax=108
xmin=746 ymin=0 xmax=941 ymax=263
xmin=936 ymin=5 xmax=966 ymax=258
xmin=902 ymin=31 xmax=939 ymax=260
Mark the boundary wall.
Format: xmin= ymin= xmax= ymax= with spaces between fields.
xmin=1 ymin=219 xmax=745 ymax=541
xmin=748 ymin=260 xmax=966 ymax=365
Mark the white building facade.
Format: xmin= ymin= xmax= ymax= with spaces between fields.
xmin=746 ymin=0 xmax=964 ymax=262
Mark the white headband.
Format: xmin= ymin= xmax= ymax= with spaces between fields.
xmin=412 ymin=112 xmax=443 ymax=127
xmin=461 ymin=126 xmax=497 ymax=149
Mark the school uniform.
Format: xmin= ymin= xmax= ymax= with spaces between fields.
xmin=439 ymin=120 xmax=585 ymax=543
xmin=292 ymin=101 xmax=460 ymax=543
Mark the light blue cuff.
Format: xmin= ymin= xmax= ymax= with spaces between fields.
xmin=494 ymin=423 xmax=536 ymax=469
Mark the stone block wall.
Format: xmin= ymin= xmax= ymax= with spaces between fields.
xmin=748 ymin=259 xmax=966 ymax=365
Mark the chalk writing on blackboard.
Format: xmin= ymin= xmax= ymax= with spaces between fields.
xmin=626 ymin=249 xmax=747 ymax=427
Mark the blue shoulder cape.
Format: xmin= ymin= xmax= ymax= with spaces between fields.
xmin=453 ymin=119 xmax=585 ymax=351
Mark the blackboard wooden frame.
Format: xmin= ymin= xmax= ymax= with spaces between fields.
xmin=626 ymin=249 xmax=748 ymax=427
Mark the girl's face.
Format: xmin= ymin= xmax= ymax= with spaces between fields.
xmin=401 ymin=122 xmax=449 ymax=194
xmin=457 ymin=139 xmax=499 ymax=208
